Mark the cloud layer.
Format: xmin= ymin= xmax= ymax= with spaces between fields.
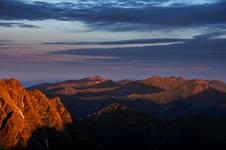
xmin=1 ymin=0 xmax=226 ymax=82
xmin=44 ymin=38 xmax=187 ymax=45
xmin=52 ymin=37 xmax=226 ymax=64
xmin=1 ymin=0 xmax=226 ymax=31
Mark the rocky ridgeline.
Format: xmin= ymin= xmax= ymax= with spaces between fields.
xmin=0 ymin=79 xmax=72 ymax=149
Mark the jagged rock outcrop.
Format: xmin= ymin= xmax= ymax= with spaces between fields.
xmin=0 ymin=79 xmax=73 ymax=149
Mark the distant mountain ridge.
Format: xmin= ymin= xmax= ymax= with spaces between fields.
xmin=30 ymin=76 xmax=226 ymax=119
xmin=31 ymin=75 xmax=226 ymax=98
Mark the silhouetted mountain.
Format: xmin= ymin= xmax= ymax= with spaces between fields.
xmin=80 ymin=103 xmax=164 ymax=150
xmin=80 ymin=103 xmax=226 ymax=150
xmin=155 ymin=115 xmax=226 ymax=150
xmin=165 ymin=88 xmax=226 ymax=118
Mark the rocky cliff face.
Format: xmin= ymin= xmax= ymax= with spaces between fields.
xmin=0 ymin=79 xmax=73 ymax=149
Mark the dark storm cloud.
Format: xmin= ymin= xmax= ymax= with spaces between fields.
xmin=0 ymin=0 xmax=226 ymax=31
xmin=0 ymin=22 xmax=41 ymax=28
xmin=0 ymin=1 xmax=56 ymax=20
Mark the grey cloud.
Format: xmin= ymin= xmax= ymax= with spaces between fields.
xmin=51 ymin=36 xmax=226 ymax=64
xmin=0 ymin=0 xmax=226 ymax=31
xmin=44 ymin=38 xmax=187 ymax=45
xmin=193 ymin=31 xmax=226 ymax=39
xmin=0 ymin=22 xmax=41 ymax=28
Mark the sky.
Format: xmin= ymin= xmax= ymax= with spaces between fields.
xmin=0 ymin=0 xmax=226 ymax=85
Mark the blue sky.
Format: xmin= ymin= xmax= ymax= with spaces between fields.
xmin=0 ymin=0 xmax=226 ymax=84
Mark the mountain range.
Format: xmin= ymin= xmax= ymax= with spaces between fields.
xmin=30 ymin=75 xmax=226 ymax=119
xmin=1 ymin=76 xmax=226 ymax=150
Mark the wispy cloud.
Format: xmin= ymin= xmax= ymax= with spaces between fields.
xmin=51 ymin=35 xmax=226 ymax=64
xmin=44 ymin=38 xmax=187 ymax=45
xmin=0 ymin=40 xmax=13 ymax=42
xmin=193 ymin=31 xmax=226 ymax=39
xmin=0 ymin=22 xmax=41 ymax=28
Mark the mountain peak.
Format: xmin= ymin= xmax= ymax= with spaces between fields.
xmin=0 ymin=78 xmax=20 ymax=84
xmin=0 ymin=78 xmax=24 ymax=90
xmin=83 ymin=75 xmax=107 ymax=82
xmin=104 ymin=103 xmax=128 ymax=111
xmin=89 ymin=103 xmax=129 ymax=117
